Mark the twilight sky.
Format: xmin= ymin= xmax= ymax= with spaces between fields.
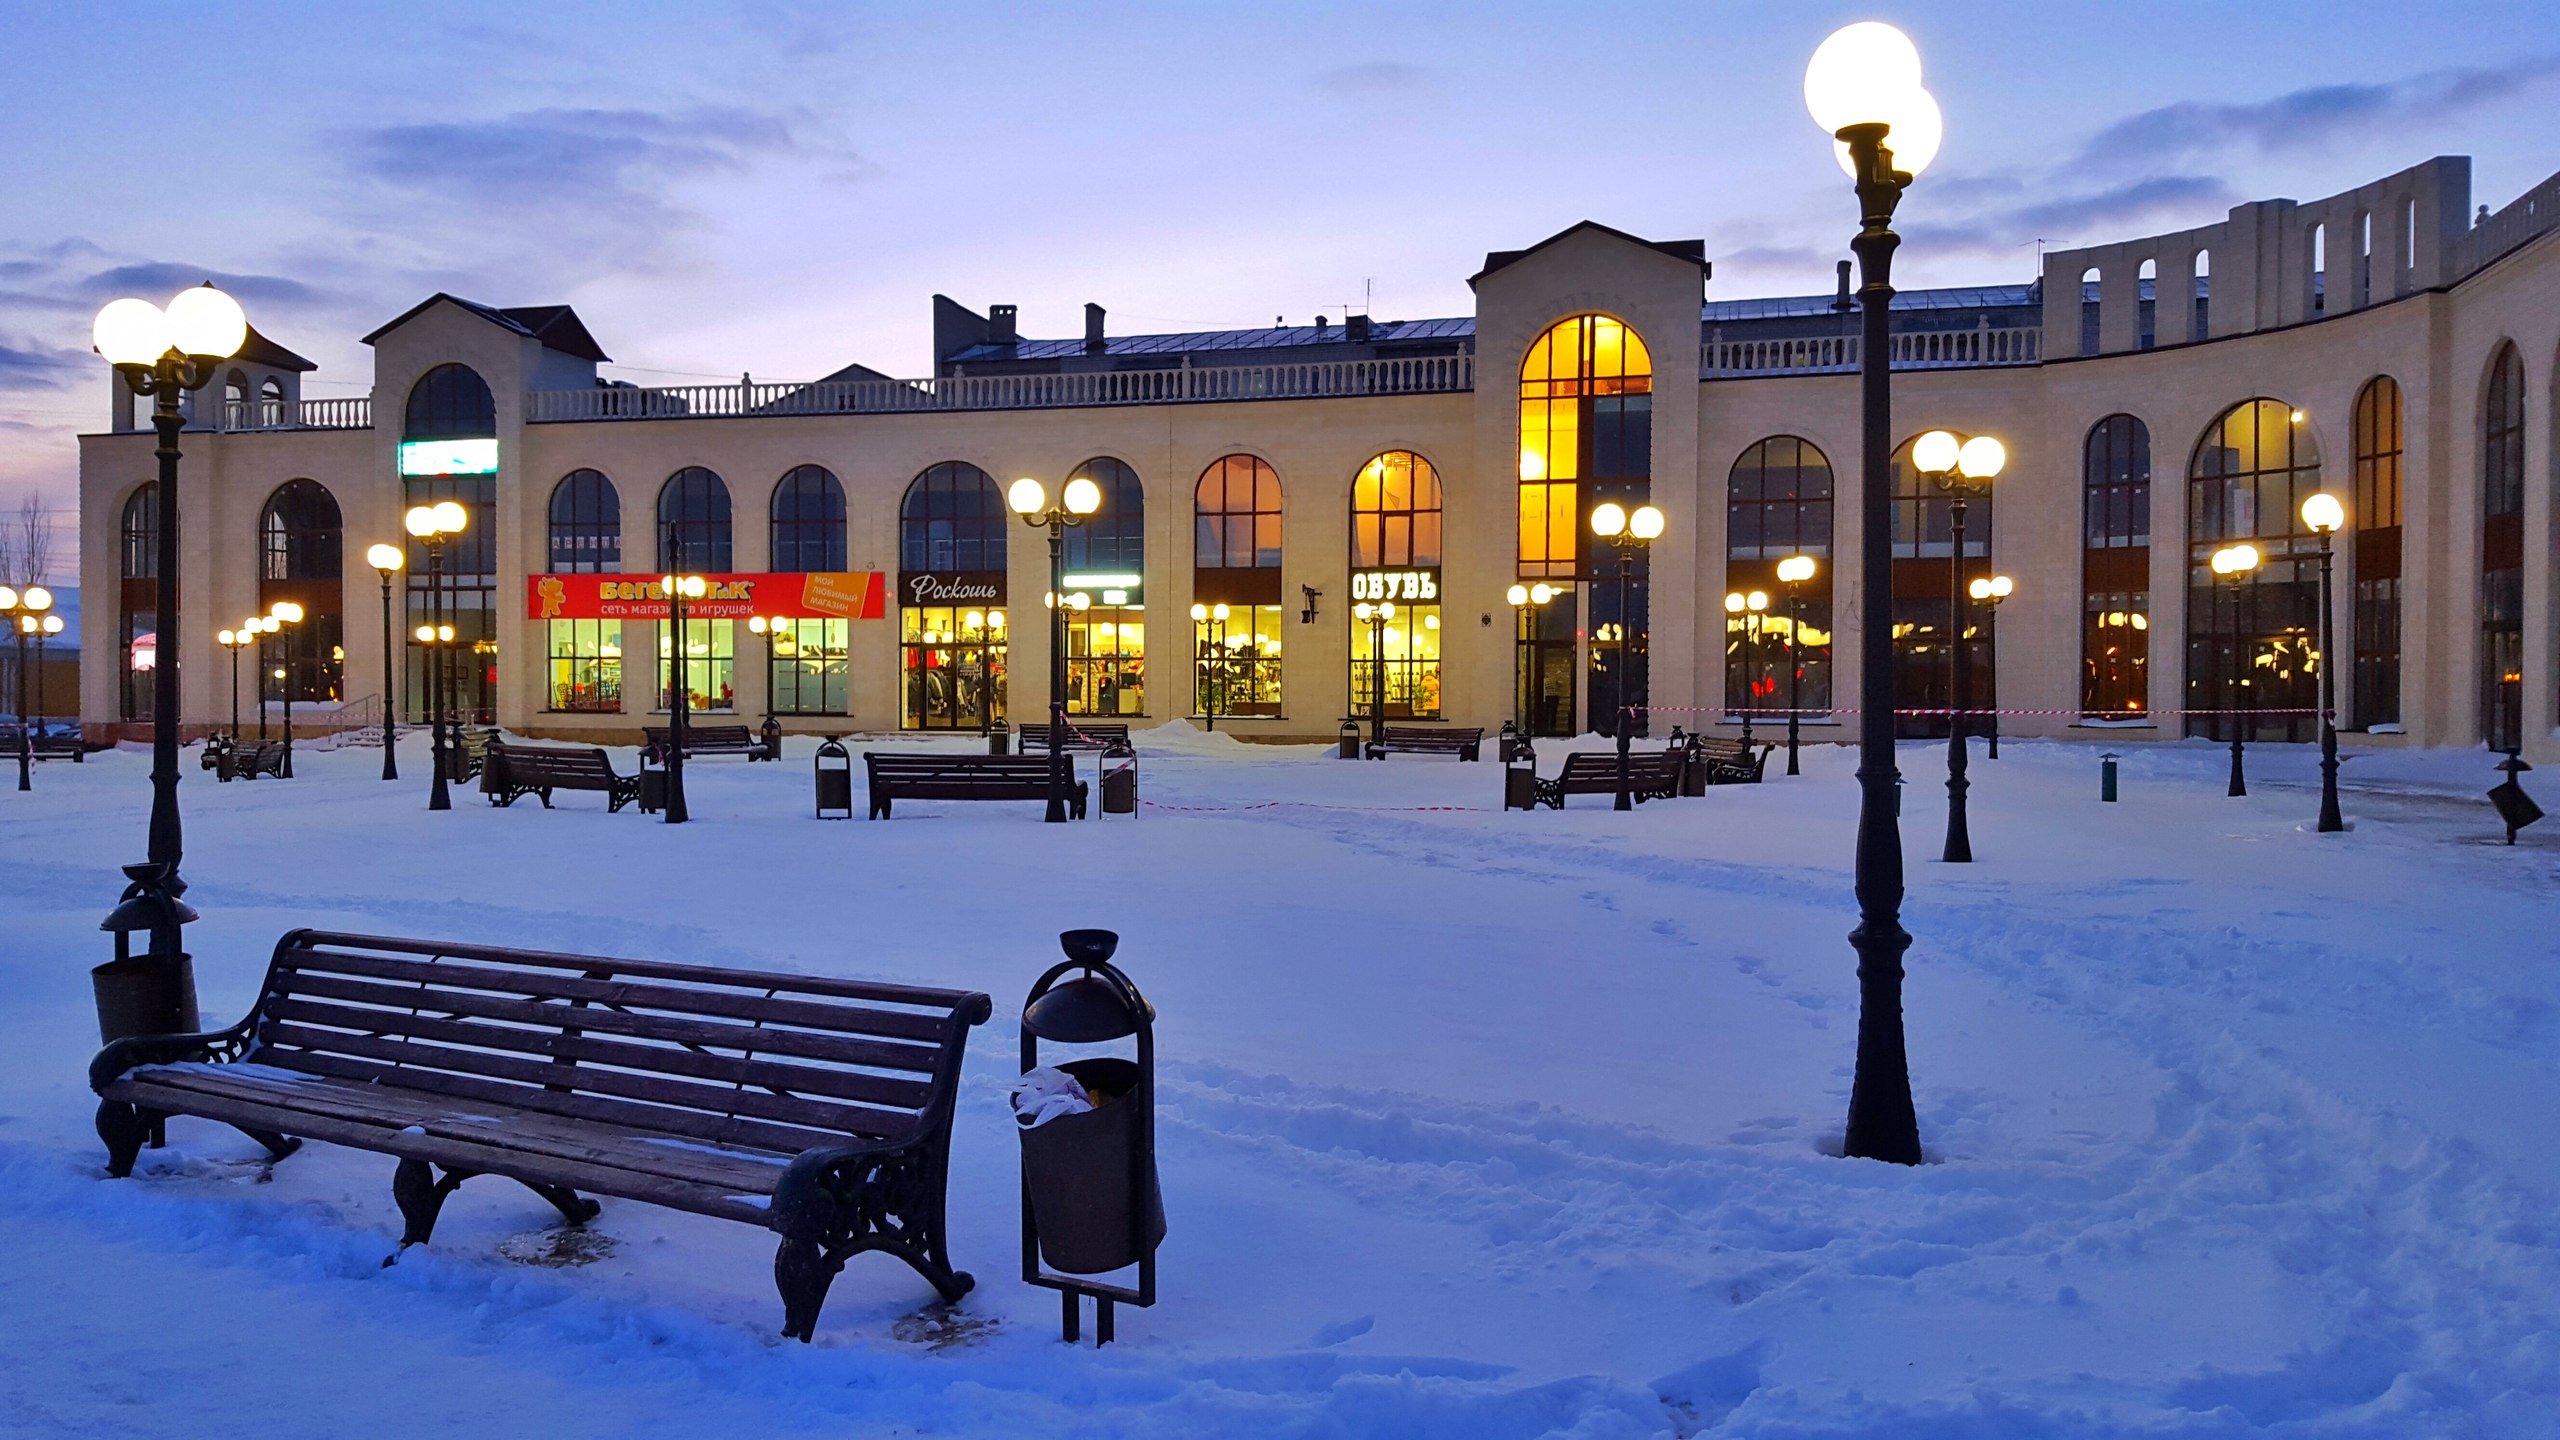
xmin=5 ymin=0 xmax=2557 ymax=579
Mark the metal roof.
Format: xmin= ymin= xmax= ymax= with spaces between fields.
xmin=1701 ymin=284 xmax=2039 ymax=323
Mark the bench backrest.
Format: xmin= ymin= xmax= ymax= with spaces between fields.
xmin=241 ymin=930 xmax=991 ymax=1156
xmin=1557 ymin=750 xmax=1679 ymax=779
xmin=867 ymin=753 xmax=1061 ymax=781
xmin=497 ymin=744 xmax=617 ymax=778
xmin=646 ymin=724 xmax=754 ymax=745
xmin=1381 ymin=725 xmax=1481 ymax=741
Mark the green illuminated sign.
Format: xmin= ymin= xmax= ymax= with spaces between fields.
xmin=400 ymin=438 xmax=499 ymax=476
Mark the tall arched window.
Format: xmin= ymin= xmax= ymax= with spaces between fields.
xmin=544 ymin=470 xmax=622 ymax=713
xmin=2193 ymin=249 xmax=2212 ymax=339
xmin=2350 ymin=378 xmax=2403 ymax=729
xmin=1519 ymin=314 xmax=1651 ymax=733
xmin=658 ymin=467 xmax=733 ymax=571
xmin=1193 ymin=455 xmax=1283 ymax=717
xmin=258 ymin=376 xmax=285 ymax=428
xmin=402 ymin=363 xmax=498 ymax=724
xmin=2079 ymin=268 xmax=2102 ymax=355
xmin=2137 ymin=259 xmax=2158 ymax=350
xmin=223 ymin=372 xmax=250 ymax=430
xmin=1889 ymin=435 xmax=1995 ymax=736
xmin=655 ymin=468 xmax=735 ymax=715
xmin=1348 ymin=450 xmax=1444 ymax=721
xmin=1063 ymin=457 xmax=1145 ymax=718
xmin=2482 ymin=343 xmax=2527 ymax=751
xmin=2186 ymin=399 xmax=2322 ymax=744
xmin=2082 ymin=416 xmax=2152 ymax=716
xmin=117 ymin=483 xmax=159 ymax=720
xmin=899 ymin=462 xmax=1008 ymax=731
xmin=257 ymin=479 xmax=345 ymax=704
xmin=1727 ymin=437 xmax=1834 ymax=719
xmin=770 ymin=465 xmax=847 ymax=572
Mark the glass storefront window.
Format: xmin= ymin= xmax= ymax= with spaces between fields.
xmin=547 ymin=619 xmax=622 ymax=712
xmin=657 ymin=618 xmax=734 ymax=712
xmin=768 ymin=618 xmax=849 ymax=716
xmin=902 ymin=606 xmax=1007 ymax=730
xmin=1195 ymin=605 xmax=1283 ymax=717
xmin=1067 ymin=609 xmax=1145 ymax=716
xmin=1350 ymin=606 xmax=1441 ymax=719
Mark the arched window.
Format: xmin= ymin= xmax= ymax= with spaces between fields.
xmin=2310 ymin=222 xmax=2328 ymax=316
xmin=1727 ymin=437 xmax=1834 ymax=718
xmin=2081 ymin=416 xmax=2152 ymax=716
xmin=2186 ymin=399 xmax=2322 ymax=744
xmin=223 ymin=371 xmax=250 ymax=430
xmin=117 ymin=483 xmax=159 ymax=721
xmin=1520 ymin=314 xmax=1651 ymax=733
xmin=401 ymin=363 xmax=498 ymax=724
xmin=257 ymin=479 xmax=345 ymax=704
xmin=404 ymin=363 xmax=495 ymax=439
xmin=548 ymin=470 xmax=621 ymax=573
xmin=2355 ymin=211 xmax=2374 ymax=309
xmin=259 ymin=479 xmax=342 ymax=582
xmin=1889 ymin=435 xmax=1996 ymax=736
xmin=1347 ymin=451 xmax=1444 ymax=721
xmin=258 ymin=376 xmax=285 ymax=428
xmin=1063 ymin=458 xmax=1146 ymax=718
xmin=2193 ymin=248 xmax=2212 ymax=340
xmin=658 ymin=467 xmax=733 ymax=571
xmin=2079 ymin=267 xmax=2102 ymax=355
xmin=1193 ymin=455 xmax=1283 ymax=717
xmin=898 ymin=463 xmax=1008 ymax=731
xmin=543 ymin=470 xmax=623 ymax=714
xmin=2137 ymin=259 xmax=2158 ymax=350
xmin=2351 ymin=378 xmax=2403 ymax=730
xmin=2482 ymin=344 xmax=2527 ymax=750
xmin=770 ymin=465 xmax=846 ymax=572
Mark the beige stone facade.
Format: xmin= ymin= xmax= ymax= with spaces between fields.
xmin=77 ymin=156 xmax=2560 ymax=760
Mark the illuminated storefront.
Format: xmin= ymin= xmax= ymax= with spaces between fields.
xmin=1349 ymin=450 xmax=1443 ymax=720
xmin=900 ymin=463 xmax=1009 ymax=731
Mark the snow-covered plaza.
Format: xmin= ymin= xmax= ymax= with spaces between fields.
xmin=4 ymin=729 xmax=2555 ymax=1437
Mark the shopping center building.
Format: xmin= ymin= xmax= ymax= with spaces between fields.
xmin=75 ymin=154 xmax=2560 ymax=757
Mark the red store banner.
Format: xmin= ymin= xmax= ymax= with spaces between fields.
xmin=528 ymin=572 xmax=888 ymax=621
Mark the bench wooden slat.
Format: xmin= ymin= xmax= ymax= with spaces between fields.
xmin=288 ymin=931 xmax=986 ymax=1011
xmin=118 ymin=1066 xmax=798 ymax=1196
xmin=109 ymin=1077 xmax=775 ymax=1225
xmin=258 ymin=1022 xmax=921 ymax=1140
xmin=266 ymin=997 xmax=938 ymax=1113
xmin=276 ymin=949 xmax=960 ymax=1048
xmin=268 ymin=969 xmax=948 ymax=1077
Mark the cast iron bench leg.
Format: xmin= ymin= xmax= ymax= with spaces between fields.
xmin=389 ymin=1157 xmax=476 ymax=1255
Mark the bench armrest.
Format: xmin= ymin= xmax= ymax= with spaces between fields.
xmin=88 ymin=1015 xmax=258 ymax=1095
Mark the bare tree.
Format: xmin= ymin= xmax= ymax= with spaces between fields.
xmin=12 ymin=495 xmax=53 ymax=587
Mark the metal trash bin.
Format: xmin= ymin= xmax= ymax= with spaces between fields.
xmin=814 ymin=737 xmax=853 ymax=819
xmin=1100 ymin=743 xmax=1137 ymax=815
xmin=1678 ymin=733 xmax=1708 ymax=797
xmin=95 ymin=861 xmax=201 ymax=1044
xmin=1020 ymin=929 xmax=1162 ymax=1345
xmin=636 ymin=761 xmax=666 ymax=816
xmin=1338 ymin=719 xmax=1360 ymax=760
xmin=989 ymin=724 xmax=1013 ymax=756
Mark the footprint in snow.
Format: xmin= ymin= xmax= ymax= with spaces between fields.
xmin=893 ymin=1304 xmax=1001 ymax=1351
xmin=497 ymin=1226 xmax=618 ymax=1268
xmin=1311 ymin=1314 xmax=1376 ymax=1346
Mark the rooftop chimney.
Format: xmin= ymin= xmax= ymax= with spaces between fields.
xmin=1346 ymin=314 xmax=1372 ymax=342
xmin=989 ymin=304 xmax=1018 ymax=345
xmin=1833 ymin=260 xmax=1852 ymax=313
xmin=1084 ymin=303 xmax=1106 ymax=353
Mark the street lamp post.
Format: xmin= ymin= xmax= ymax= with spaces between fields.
xmin=2302 ymin=494 xmax=2347 ymax=833
xmin=1189 ymin=602 xmax=1230 ymax=731
xmin=93 ymin=283 xmax=252 ymax=1031
xmin=746 ymin=614 xmax=788 ymax=759
xmin=266 ymin=600 xmax=304 ymax=778
xmin=1590 ymin=501 xmax=1665 ymax=812
xmin=2211 ymin=542 xmax=2263 ymax=797
xmin=1351 ymin=601 xmax=1396 ymax=747
xmin=1967 ymin=574 xmax=2014 ymax=759
xmin=1724 ymin=589 xmax=1770 ymax=746
xmin=1777 ymin=555 xmax=1818 ymax=775
xmin=1911 ymin=428 xmax=2005 ymax=864
xmin=1504 ymin=583 xmax=1556 ymax=738
xmin=33 ymin=613 xmax=62 ymax=748
xmin=658 ymin=573 xmax=708 ymax=824
xmin=365 ymin=543 xmax=403 ymax=781
xmin=216 ymin=624 xmax=251 ymax=742
xmin=1807 ymin=21 xmax=1944 ymax=1165
xmin=404 ymin=502 xmax=468 ymax=810
xmin=0 ymin=585 xmax=53 ymax=791
xmin=1008 ymin=476 xmax=1103 ymax=823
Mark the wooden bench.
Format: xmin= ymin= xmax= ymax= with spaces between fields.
xmin=89 ymin=929 xmax=992 ymax=1342
xmin=15 ymin=731 xmax=85 ymax=762
xmin=864 ymin=752 xmax=1086 ymax=819
xmin=644 ymin=724 xmax=774 ymax=761
xmin=1365 ymin=725 xmax=1484 ymax=761
xmin=1015 ymin=722 xmax=1132 ymax=755
xmin=481 ymin=739 xmax=644 ymax=813
xmin=225 ymin=740 xmax=289 ymax=781
xmin=1693 ymin=737 xmax=1773 ymax=785
xmin=1520 ymin=748 xmax=1684 ymax=810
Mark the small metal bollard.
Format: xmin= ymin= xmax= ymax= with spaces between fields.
xmin=2100 ymin=751 xmax=2120 ymax=803
xmin=1020 ymin=929 xmax=1162 ymax=1347
xmin=2490 ymin=753 xmax=2543 ymax=845
xmin=813 ymin=737 xmax=853 ymax=819
xmin=1337 ymin=718 xmax=1360 ymax=760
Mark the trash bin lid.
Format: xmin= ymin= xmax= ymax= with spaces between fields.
xmin=1024 ymin=974 xmax=1152 ymax=1042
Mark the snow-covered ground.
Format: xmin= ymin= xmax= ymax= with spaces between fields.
xmin=2 ymin=726 xmax=2555 ymax=1438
